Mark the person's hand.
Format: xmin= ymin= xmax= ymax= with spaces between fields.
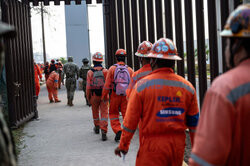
xmin=114 ymin=147 xmax=127 ymax=157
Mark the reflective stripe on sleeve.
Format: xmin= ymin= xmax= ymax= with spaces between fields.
xmin=191 ymin=153 xmax=215 ymax=166
xmin=189 ymin=129 xmax=196 ymax=133
xmin=100 ymin=118 xmax=108 ymax=121
xmin=121 ymin=124 xmax=136 ymax=133
xmin=137 ymin=79 xmax=194 ymax=94
xmin=110 ymin=118 xmax=119 ymax=120
xmin=133 ymin=71 xmax=151 ymax=81
xmin=227 ymin=82 xmax=250 ymax=105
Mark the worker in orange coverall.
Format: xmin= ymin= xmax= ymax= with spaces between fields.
xmin=34 ymin=61 xmax=42 ymax=98
xmin=115 ymin=38 xmax=199 ymax=166
xmin=102 ymin=49 xmax=133 ymax=142
xmin=86 ymin=52 xmax=108 ymax=141
xmin=189 ymin=4 xmax=250 ymax=166
xmin=46 ymin=68 xmax=61 ymax=103
xmin=126 ymin=41 xmax=152 ymax=99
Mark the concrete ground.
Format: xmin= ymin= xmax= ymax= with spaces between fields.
xmin=18 ymin=85 xmax=139 ymax=166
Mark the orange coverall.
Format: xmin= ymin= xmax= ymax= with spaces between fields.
xmin=46 ymin=71 xmax=59 ymax=102
xmin=189 ymin=59 xmax=250 ymax=166
xmin=119 ymin=67 xmax=199 ymax=166
xmin=126 ymin=64 xmax=152 ymax=99
xmin=86 ymin=65 xmax=109 ymax=133
xmin=102 ymin=62 xmax=133 ymax=134
xmin=34 ymin=64 xmax=42 ymax=97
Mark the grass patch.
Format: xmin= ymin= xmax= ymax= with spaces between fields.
xmin=12 ymin=126 xmax=26 ymax=156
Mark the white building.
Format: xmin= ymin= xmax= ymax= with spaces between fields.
xmin=65 ymin=0 xmax=91 ymax=67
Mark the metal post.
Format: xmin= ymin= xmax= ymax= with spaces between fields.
xmin=184 ymin=0 xmax=196 ymax=88
xmin=41 ymin=2 xmax=47 ymax=65
xmin=195 ymin=0 xmax=207 ymax=106
xmin=174 ymin=0 xmax=184 ymax=77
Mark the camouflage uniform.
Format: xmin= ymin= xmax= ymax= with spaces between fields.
xmin=0 ymin=21 xmax=17 ymax=165
xmin=63 ymin=57 xmax=79 ymax=106
xmin=79 ymin=58 xmax=91 ymax=105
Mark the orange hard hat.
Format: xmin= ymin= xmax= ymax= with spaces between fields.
xmin=221 ymin=4 xmax=250 ymax=38
xmin=135 ymin=41 xmax=153 ymax=57
xmin=115 ymin=49 xmax=127 ymax=56
xmin=148 ymin=38 xmax=181 ymax=60
xmin=92 ymin=52 xmax=104 ymax=62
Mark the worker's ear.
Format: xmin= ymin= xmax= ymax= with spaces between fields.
xmin=149 ymin=58 xmax=157 ymax=70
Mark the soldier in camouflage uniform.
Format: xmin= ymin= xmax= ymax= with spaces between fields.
xmin=0 ymin=21 xmax=17 ymax=166
xmin=79 ymin=58 xmax=91 ymax=106
xmin=63 ymin=56 xmax=79 ymax=106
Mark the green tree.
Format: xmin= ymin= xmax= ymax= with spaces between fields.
xmin=59 ymin=57 xmax=67 ymax=64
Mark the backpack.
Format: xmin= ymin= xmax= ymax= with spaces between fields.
xmin=91 ymin=68 xmax=105 ymax=96
xmin=113 ymin=64 xmax=130 ymax=95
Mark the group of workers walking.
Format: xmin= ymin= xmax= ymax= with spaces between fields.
xmin=0 ymin=4 xmax=250 ymax=166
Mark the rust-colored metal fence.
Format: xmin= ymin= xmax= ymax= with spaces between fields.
xmin=103 ymin=0 xmax=242 ymax=106
xmin=1 ymin=0 xmax=37 ymax=127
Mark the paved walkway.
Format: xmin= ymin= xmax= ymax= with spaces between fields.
xmin=18 ymin=85 xmax=139 ymax=166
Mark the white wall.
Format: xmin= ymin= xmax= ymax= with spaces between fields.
xmin=65 ymin=1 xmax=90 ymax=67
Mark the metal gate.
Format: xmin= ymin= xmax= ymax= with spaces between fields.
xmin=1 ymin=0 xmax=37 ymax=127
xmin=102 ymin=0 xmax=243 ymax=106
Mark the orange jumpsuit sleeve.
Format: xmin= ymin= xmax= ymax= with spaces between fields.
xmin=189 ymin=89 xmax=234 ymax=166
xmin=86 ymin=70 xmax=92 ymax=102
xmin=53 ymin=73 xmax=59 ymax=88
xmin=126 ymin=72 xmax=136 ymax=99
xmin=119 ymin=88 xmax=142 ymax=151
xmin=186 ymin=90 xmax=199 ymax=145
xmin=102 ymin=67 xmax=114 ymax=100
xmin=37 ymin=65 xmax=42 ymax=79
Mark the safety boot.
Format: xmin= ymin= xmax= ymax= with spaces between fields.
xmin=69 ymin=99 xmax=74 ymax=106
xmin=50 ymin=100 xmax=54 ymax=103
xmin=55 ymin=100 xmax=61 ymax=103
xmin=93 ymin=126 xmax=100 ymax=134
xmin=101 ymin=130 xmax=107 ymax=141
xmin=67 ymin=99 xmax=70 ymax=106
xmin=114 ymin=130 xmax=122 ymax=142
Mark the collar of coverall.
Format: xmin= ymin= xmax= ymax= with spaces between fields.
xmin=143 ymin=63 xmax=151 ymax=68
xmin=151 ymin=67 xmax=174 ymax=74
xmin=116 ymin=61 xmax=126 ymax=66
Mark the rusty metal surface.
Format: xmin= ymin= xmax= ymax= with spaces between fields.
xmin=174 ymin=0 xmax=185 ymax=77
xmin=184 ymin=0 xmax=196 ymax=88
xmin=146 ymin=0 xmax=154 ymax=43
xmin=207 ymin=0 xmax=219 ymax=82
xmin=195 ymin=0 xmax=207 ymax=106
xmin=131 ymin=0 xmax=139 ymax=70
xmin=124 ymin=0 xmax=132 ymax=67
xmin=155 ymin=0 xmax=163 ymax=39
xmin=1 ymin=0 xmax=36 ymax=127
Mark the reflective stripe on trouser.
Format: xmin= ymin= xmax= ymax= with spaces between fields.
xmin=109 ymin=93 xmax=128 ymax=134
xmin=35 ymin=81 xmax=40 ymax=96
xmin=91 ymin=95 xmax=108 ymax=132
xmin=136 ymin=133 xmax=186 ymax=166
xmin=46 ymin=82 xmax=58 ymax=101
